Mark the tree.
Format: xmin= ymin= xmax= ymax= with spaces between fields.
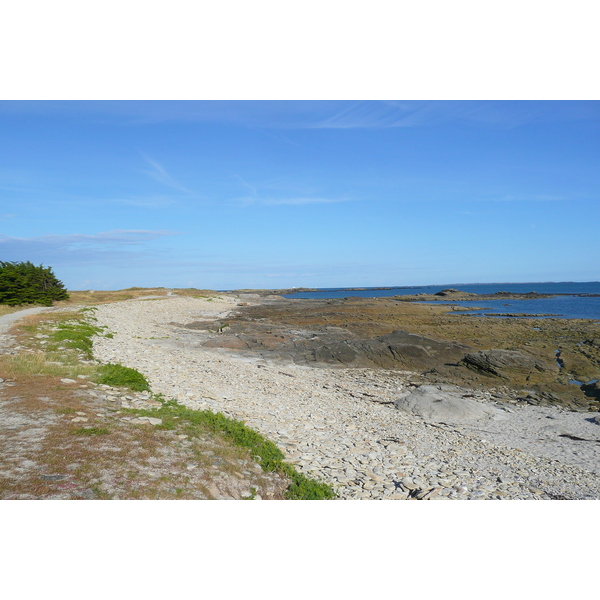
xmin=0 ymin=261 xmax=69 ymax=306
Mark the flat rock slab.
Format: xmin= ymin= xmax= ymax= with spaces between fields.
xmin=394 ymin=384 xmax=511 ymax=422
xmin=130 ymin=416 xmax=163 ymax=426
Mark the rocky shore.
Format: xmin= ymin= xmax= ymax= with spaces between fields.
xmin=394 ymin=288 xmax=557 ymax=302
xmin=91 ymin=295 xmax=600 ymax=500
xmin=183 ymin=295 xmax=600 ymax=410
xmin=254 ymin=287 xmax=559 ymax=301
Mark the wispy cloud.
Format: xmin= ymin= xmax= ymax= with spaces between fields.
xmin=261 ymin=197 xmax=351 ymax=206
xmin=311 ymin=101 xmax=403 ymax=129
xmin=0 ymin=184 xmax=40 ymax=193
xmin=307 ymin=100 xmax=600 ymax=130
xmin=235 ymin=196 xmax=351 ymax=206
xmin=252 ymin=127 xmax=306 ymax=148
xmin=494 ymin=193 xmax=569 ymax=202
xmin=309 ymin=101 xmax=495 ymax=129
xmin=141 ymin=155 xmax=193 ymax=194
xmin=229 ymin=173 xmax=349 ymax=207
xmin=2 ymin=100 xmax=599 ymax=131
xmin=234 ymin=175 xmax=258 ymax=197
xmin=0 ymin=213 xmax=16 ymax=220
xmin=24 ymin=229 xmax=177 ymax=245
xmin=105 ymin=195 xmax=179 ymax=208
xmin=0 ymin=229 xmax=180 ymax=265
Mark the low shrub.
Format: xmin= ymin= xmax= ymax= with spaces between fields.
xmin=96 ymin=363 xmax=151 ymax=391
xmin=51 ymin=321 xmax=104 ymax=358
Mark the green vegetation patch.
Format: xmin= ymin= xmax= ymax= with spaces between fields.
xmin=1 ymin=310 xmax=103 ymax=379
xmin=50 ymin=320 xmax=104 ymax=358
xmin=96 ymin=363 xmax=151 ymax=392
xmin=128 ymin=395 xmax=336 ymax=500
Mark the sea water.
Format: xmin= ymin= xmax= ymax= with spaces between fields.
xmin=283 ymin=282 xmax=600 ymax=320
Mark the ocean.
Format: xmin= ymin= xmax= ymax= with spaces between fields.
xmin=282 ymin=282 xmax=600 ymax=320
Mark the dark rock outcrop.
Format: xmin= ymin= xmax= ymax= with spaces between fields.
xmin=294 ymin=330 xmax=470 ymax=369
xmin=352 ymin=330 xmax=469 ymax=370
xmin=295 ymin=330 xmax=468 ymax=370
xmin=581 ymin=381 xmax=600 ymax=401
xmin=175 ymin=295 xmax=600 ymax=410
xmin=461 ymin=349 xmax=557 ymax=378
xmin=434 ymin=288 xmax=476 ymax=297
xmin=303 ymin=342 xmax=360 ymax=366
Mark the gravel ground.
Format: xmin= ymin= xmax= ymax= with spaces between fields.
xmin=91 ymin=295 xmax=600 ymax=500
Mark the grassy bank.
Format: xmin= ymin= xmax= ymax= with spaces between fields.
xmin=124 ymin=396 xmax=335 ymax=499
xmin=0 ymin=306 xmax=335 ymax=500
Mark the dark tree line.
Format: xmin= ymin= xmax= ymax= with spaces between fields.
xmin=0 ymin=261 xmax=69 ymax=306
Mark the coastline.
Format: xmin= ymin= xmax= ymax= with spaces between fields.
xmin=191 ymin=293 xmax=600 ymax=410
xmin=3 ymin=289 xmax=598 ymax=500
xmin=90 ymin=293 xmax=600 ymax=499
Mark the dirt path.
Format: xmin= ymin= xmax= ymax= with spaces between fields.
xmin=0 ymin=306 xmax=53 ymax=332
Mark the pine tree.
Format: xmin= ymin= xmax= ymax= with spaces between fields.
xmin=0 ymin=261 xmax=69 ymax=306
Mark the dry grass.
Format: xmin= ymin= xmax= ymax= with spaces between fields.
xmin=53 ymin=287 xmax=220 ymax=307
xmin=0 ymin=372 xmax=288 ymax=499
xmin=169 ymin=288 xmax=221 ymax=298
xmin=2 ymin=288 xmax=221 ymax=319
xmin=0 ymin=312 xmax=101 ymax=380
xmin=0 ymin=352 xmax=98 ymax=380
xmin=17 ymin=310 xmax=84 ymax=330
xmin=57 ymin=289 xmax=169 ymax=305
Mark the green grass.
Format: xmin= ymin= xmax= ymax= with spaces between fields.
xmin=96 ymin=363 xmax=151 ymax=392
xmin=49 ymin=321 xmax=104 ymax=358
xmin=29 ymin=314 xmax=149 ymax=392
xmin=128 ymin=395 xmax=336 ymax=500
xmin=242 ymin=487 xmax=258 ymax=500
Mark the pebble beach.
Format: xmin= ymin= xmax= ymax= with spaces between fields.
xmin=91 ymin=295 xmax=600 ymax=500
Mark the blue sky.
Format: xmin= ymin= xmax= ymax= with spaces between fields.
xmin=1 ymin=100 xmax=599 ymax=290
